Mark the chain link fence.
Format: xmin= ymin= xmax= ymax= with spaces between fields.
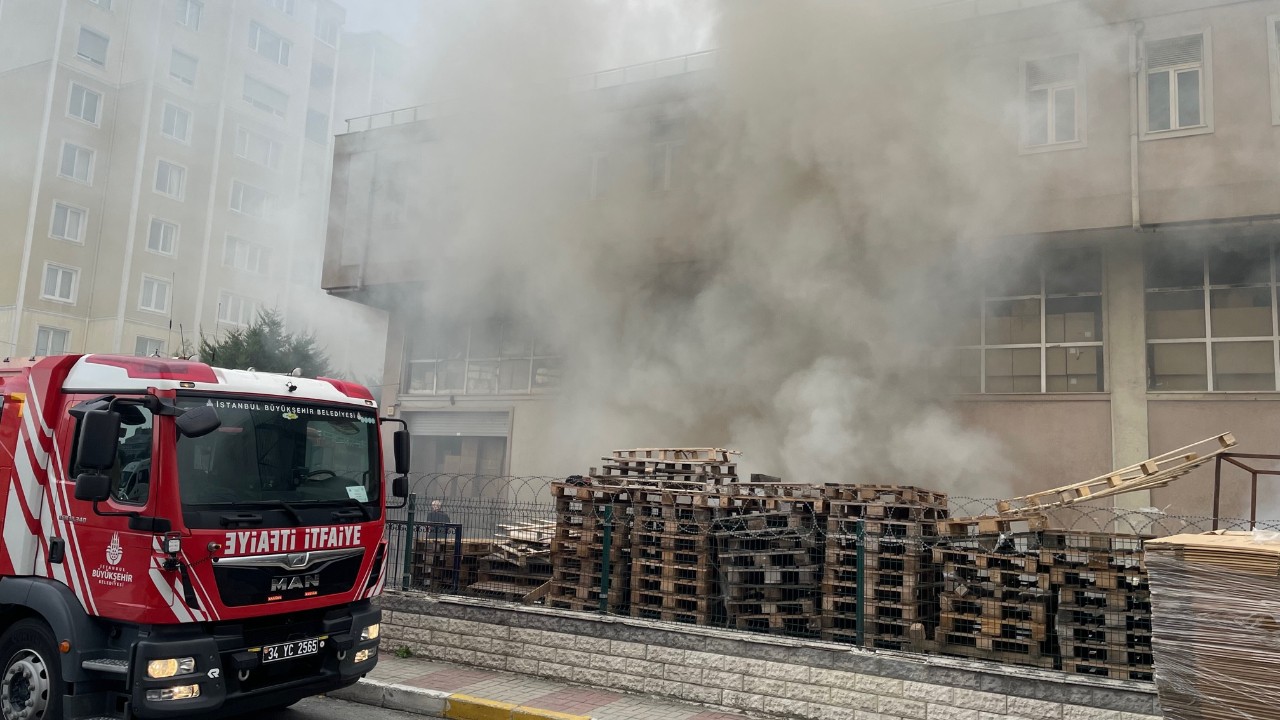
xmin=382 ymin=473 xmax=1280 ymax=683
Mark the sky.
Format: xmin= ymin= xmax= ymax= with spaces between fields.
xmin=341 ymin=0 xmax=422 ymax=44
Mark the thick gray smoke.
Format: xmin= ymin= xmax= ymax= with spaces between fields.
xmin=394 ymin=1 xmax=1045 ymax=494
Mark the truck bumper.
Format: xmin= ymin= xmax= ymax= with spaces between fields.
xmin=126 ymin=602 xmax=380 ymax=718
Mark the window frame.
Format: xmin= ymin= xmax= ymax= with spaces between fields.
xmin=58 ymin=141 xmax=95 ymax=185
xmin=49 ymin=200 xmax=88 ymax=244
xmin=138 ymin=274 xmax=172 ymax=314
xmin=234 ymin=124 xmax=283 ymax=169
xmin=40 ymin=262 xmax=79 ymax=304
xmin=169 ymin=48 xmax=198 ymax=86
xmin=1145 ymin=241 xmax=1280 ymax=393
xmin=76 ymin=26 xmax=109 ymax=67
xmin=229 ymin=179 xmax=272 ymax=217
xmin=216 ymin=291 xmax=256 ymax=327
xmin=135 ymin=336 xmax=165 ymax=357
xmin=145 ymin=216 xmax=179 ymax=256
xmin=67 ymin=82 xmax=102 ymax=126
xmin=160 ymin=101 xmax=192 ymax=143
xmin=315 ymin=15 xmax=340 ymax=47
xmin=222 ymin=235 xmax=269 ymax=275
xmin=1019 ymin=53 xmax=1087 ymax=154
xmin=956 ymin=249 xmax=1107 ymax=395
xmin=264 ymin=0 xmax=295 ymax=17
xmin=35 ymin=326 xmax=71 ymax=356
xmin=248 ymin=21 xmax=291 ymax=66
xmin=153 ymin=158 xmax=187 ymax=200
xmin=242 ymin=74 xmax=289 ymax=118
xmin=405 ymin=319 xmax=562 ymax=396
xmin=176 ymin=0 xmax=203 ymax=31
xmin=1140 ymin=30 xmax=1213 ymax=140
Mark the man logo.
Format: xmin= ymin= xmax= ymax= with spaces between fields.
xmin=270 ymin=573 xmax=320 ymax=592
xmin=106 ymin=533 xmax=123 ymax=566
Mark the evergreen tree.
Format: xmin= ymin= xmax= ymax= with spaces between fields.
xmin=198 ymin=309 xmax=333 ymax=377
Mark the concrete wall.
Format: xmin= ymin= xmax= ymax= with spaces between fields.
xmin=379 ymin=592 xmax=1161 ymax=720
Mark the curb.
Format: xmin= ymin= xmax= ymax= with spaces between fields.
xmin=330 ymin=678 xmax=594 ymax=720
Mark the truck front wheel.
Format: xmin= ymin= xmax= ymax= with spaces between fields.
xmin=0 ymin=619 xmax=63 ymax=720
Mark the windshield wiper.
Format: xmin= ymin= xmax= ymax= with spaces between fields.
xmin=327 ymin=498 xmax=372 ymax=523
xmin=235 ymin=500 xmax=305 ymax=526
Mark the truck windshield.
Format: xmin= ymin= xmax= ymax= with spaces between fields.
xmin=175 ymin=397 xmax=379 ymax=508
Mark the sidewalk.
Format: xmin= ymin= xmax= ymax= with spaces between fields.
xmin=330 ymin=651 xmax=761 ymax=720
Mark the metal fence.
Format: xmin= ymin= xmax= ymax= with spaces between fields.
xmin=380 ymin=474 xmax=1280 ymax=683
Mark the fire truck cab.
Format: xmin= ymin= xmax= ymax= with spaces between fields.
xmin=0 ymin=354 xmax=409 ymax=719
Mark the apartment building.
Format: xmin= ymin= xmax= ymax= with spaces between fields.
xmin=0 ymin=0 xmax=352 ymax=364
xmin=324 ymin=0 xmax=1280 ymax=518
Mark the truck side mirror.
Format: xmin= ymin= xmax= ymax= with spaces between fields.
xmin=393 ymin=429 xmax=410 ymax=475
xmin=74 ymin=473 xmax=111 ymax=502
xmin=176 ymin=405 xmax=221 ymax=438
xmin=392 ymin=475 xmax=408 ymax=498
xmin=77 ymin=409 xmax=120 ymax=471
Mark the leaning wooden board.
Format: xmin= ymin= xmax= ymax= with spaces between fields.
xmin=1144 ymin=531 xmax=1280 ymax=720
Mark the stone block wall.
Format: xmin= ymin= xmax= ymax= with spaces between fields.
xmin=378 ymin=592 xmax=1161 ymax=720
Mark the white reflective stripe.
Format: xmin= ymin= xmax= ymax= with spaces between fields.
xmin=149 ymin=566 xmax=190 ymax=623
xmin=179 ymin=551 xmax=219 ymax=621
xmin=14 ymin=444 xmax=44 ymax=520
xmin=4 ymin=491 xmax=38 ymax=574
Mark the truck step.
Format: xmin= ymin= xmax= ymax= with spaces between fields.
xmin=81 ymin=658 xmax=129 ymax=675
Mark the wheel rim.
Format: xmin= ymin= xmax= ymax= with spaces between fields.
xmin=1 ymin=650 xmax=51 ymax=720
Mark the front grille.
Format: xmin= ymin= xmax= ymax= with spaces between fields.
xmin=212 ymin=554 xmax=364 ymax=607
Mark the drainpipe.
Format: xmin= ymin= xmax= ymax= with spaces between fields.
xmin=1130 ymin=23 xmax=1145 ymax=231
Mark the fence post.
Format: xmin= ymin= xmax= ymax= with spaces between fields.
xmin=599 ymin=504 xmax=613 ymax=613
xmin=855 ymin=518 xmax=866 ymax=647
xmin=401 ymin=493 xmax=417 ymax=591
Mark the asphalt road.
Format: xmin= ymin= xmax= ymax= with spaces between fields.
xmin=252 ymin=696 xmax=427 ymax=720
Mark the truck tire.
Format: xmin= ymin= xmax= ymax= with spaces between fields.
xmin=0 ymin=619 xmax=63 ymax=720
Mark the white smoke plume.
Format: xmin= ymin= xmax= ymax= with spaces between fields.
xmin=381 ymin=1 xmax=1062 ymax=495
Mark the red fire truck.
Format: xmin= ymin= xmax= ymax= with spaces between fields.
xmin=0 ymin=354 xmax=409 ymax=719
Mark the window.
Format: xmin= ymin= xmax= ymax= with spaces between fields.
xmin=154 ymin=160 xmax=186 ymax=199
xmin=176 ymin=0 xmax=203 ymax=30
xmin=407 ymin=319 xmax=561 ymax=395
xmin=217 ymin=291 xmax=256 ymax=326
xmin=76 ymin=27 xmax=108 ymax=66
xmin=305 ymin=109 xmax=329 ymax=144
xmin=264 ymin=0 xmax=294 ymax=16
xmin=41 ymin=263 xmax=78 ymax=303
xmin=223 ymin=236 xmax=268 ymax=274
xmin=1145 ymin=240 xmax=1280 ymax=391
xmin=1144 ymin=33 xmax=1210 ymax=136
xmin=135 ymin=336 xmax=165 ymax=357
xmin=73 ymin=404 xmax=153 ymax=505
xmin=311 ymin=63 xmax=334 ymax=90
xmin=649 ymin=142 xmax=680 ymax=192
xmin=954 ymin=248 xmax=1104 ymax=393
xmin=50 ymin=202 xmax=87 ymax=243
xmin=161 ymin=102 xmax=191 ymax=142
xmin=170 ymin=49 xmax=197 ymax=85
xmin=315 ymin=15 xmax=339 ymax=46
xmin=59 ymin=143 xmax=94 ymax=184
xmin=35 ymin=327 xmax=70 ymax=356
xmin=146 ymin=218 xmax=178 ymax=255
xmin=243 ymin=75 xmax=288 ymax=117
xmin=1024 ymin=54 xmax=1081 ymax=148
xmin=68 ymin=83 xmax=101 ymax=124
xmin=139 ymin=275 xmax=171 ymax=313
xmin=229 ymin=180 xmax=271 ymax=217
xmin=248 ymin=21 xmax=290 ymax=66
xmin=88 ymin=0 xmax=111 ymax=9
xmin=234 ymin=125 xmax=282 ymax=169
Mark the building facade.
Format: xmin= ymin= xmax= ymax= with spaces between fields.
xmin=324 ymin=0 xmax=1280 ymax=519
xmin=0 ymin=0 xmax=372 ymax=368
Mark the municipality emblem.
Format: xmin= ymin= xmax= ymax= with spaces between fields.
xmin=106 ymin=532 xmax=123 ymax=566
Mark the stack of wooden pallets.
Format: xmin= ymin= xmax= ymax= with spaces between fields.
xmin=713 ymin=507 xmax=823 ymax=637
xmin=410 ymin=538 xmax=488 ymax=592
xmin=932 ymin=534 xmax=1056 ymax=669
xmin=819 ymin=485 xmax=948 ymax=650
xmin=547 ymin=482 xmax=631 ymax=613
xmin=1044 ymin=531 xmax=1153 ymax=681
xmin=469 ymin=520 xmax=556 ymax=602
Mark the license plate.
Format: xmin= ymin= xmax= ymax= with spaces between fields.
xmin=262 ymin=637 xmax=323 ymax=664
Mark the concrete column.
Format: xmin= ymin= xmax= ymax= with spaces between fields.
xmin=1105 ymin=237 xmax=1151 ymax=510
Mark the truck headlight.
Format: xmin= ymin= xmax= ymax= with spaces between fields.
xmin=146 ymin=657 xmax=196 ymax=679
xmin=145 ymin=684 xmax=201 ymax=701
xmin=360 ymin=623 xmax=380 ymax=641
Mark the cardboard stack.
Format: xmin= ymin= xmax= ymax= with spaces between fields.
xmin=1145 ymin=531 xmax=1280 ymax=720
